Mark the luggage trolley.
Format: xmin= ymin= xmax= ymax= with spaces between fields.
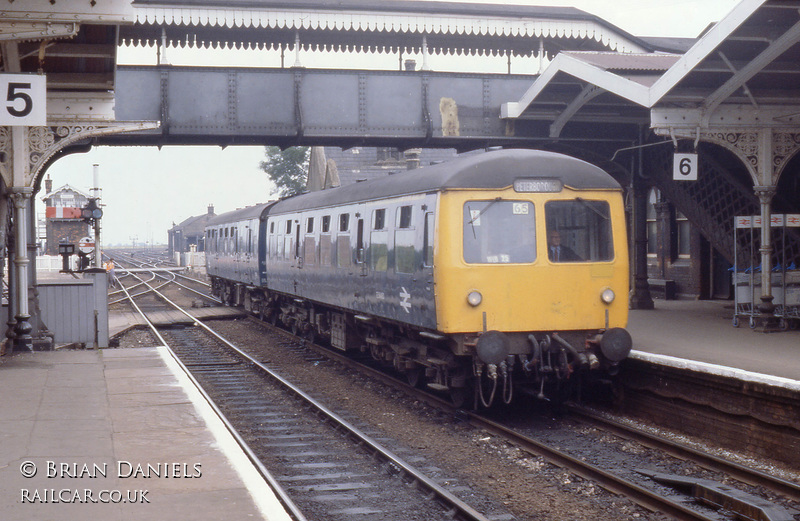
xmin=780 ymin=214 xmax=800 ymax=329
xmin=732 ymin=215 xmax=759 ymax=328
xmin=733 ymin=214 xmax=800 ymax=329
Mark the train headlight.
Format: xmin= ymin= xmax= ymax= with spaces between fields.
xmin=600 ymin=288 xmax=615 ymax=304
xmin=467 ymin=291 xmax=482 ymax=307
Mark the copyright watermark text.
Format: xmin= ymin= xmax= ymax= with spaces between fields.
xmin=21 ymin=488 xmax=149 ymax=504
xmin=16 ymin=460 xmax=204 ymax=506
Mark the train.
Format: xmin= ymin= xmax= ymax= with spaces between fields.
xmin=205 ymin=149 xmax=632 ymax=407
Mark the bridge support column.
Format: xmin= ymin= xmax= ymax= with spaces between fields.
xmin=630 ymin=183 xmax=654 ymax=309
xmin=754 ymin=185 xmax=777 ymax=314
xmin=630 ymin=133 xmax=654 ymax=310
xmin=8 ymin=127 xmax=33 ymax=351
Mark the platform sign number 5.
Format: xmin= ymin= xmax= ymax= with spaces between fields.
xmin=673 ymin=153 xmax=698 ymax=181
xmin=0 ymin=74 xmax=46 ymax=126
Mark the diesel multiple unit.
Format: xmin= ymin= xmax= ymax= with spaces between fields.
xmin=205 ymin=149 xmax=632 ymax=407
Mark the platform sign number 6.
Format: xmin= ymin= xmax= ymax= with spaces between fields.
xmin=0 ymin=74 xmax=46 ymax=126
xmin=673 ymin=153 xmax=698 ymax=181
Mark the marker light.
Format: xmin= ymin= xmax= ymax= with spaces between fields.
xmin=601 ymin=288 xmax=615 ymax=304
xmin=467 ymin=291 xmax=483 ymax=307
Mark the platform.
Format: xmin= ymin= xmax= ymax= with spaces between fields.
xmin=628 ymin=299 xmax=800 ymax=385
xmin=0 ymin=348 xmax=290 ymax=521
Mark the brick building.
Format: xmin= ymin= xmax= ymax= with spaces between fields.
xmin=41 ymin=178 xmax=92 ymax=256
xmin=168 ymin=205 xmax=216 ymax=256
xmin=646 ymin=188 xmax=732 ymax=300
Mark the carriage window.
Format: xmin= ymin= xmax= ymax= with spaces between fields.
xmin=322 ymin=215 xmax=331 ymax=233
xmin=545 ymin=200 xmax=613 ymax=262
xmin=395 ymin=229 xmax=416 ymax=273
xmin=270 ymin=221 xmax=275 ymax=234
xmin=370 ymin=230 xmax=388 ymax=271
xmin=424 ymin=212 xmax=434 ymax=267
xmin=339 ymin=213 xmax=350 ymax=232
xmin=286 ymin=220 xmax=292 ymax=234
xmin=463 ymin=201 xmax=536 ymax=264
xmin=373 ymin=209 xmax=386 ymax=230
xmin=306 ymin=217 xmax=314 ymax=234
xmin=397 ymin=205 xmax=413 ymax=229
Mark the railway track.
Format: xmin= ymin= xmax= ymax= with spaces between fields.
xmin=108 ymin=253 xmax=800 ymax=520
xmin=238 ymin=315 xmax=800 ymax=521
xmin=112 ymin=263 xmax=510 ymax=521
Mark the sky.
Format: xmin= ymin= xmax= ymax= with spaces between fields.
xmin=43 ymin=0 xmax=739 ymax=246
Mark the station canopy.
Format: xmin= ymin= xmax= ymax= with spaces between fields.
xmin=120 ymin=0 xmax=667 ymax=56
xmin=502 ymin=0 xmax=800 ymax=141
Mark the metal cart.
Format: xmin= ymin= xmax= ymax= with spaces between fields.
xmin=733 ymin=214 xmax=800 ymax=330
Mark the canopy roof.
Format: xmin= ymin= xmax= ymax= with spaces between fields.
xmin=503 ymin=0 xmax=800 ymax=138
xmin=122 ymin=0 xmax=658 ymax=56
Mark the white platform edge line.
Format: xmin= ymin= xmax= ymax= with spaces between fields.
xmin=155 ymin=346 xmax=292 ymax=521
xmin=630 ymin=350 xmax=800 ymax=392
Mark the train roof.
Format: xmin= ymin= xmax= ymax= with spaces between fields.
xmin=206 ymin=202 xmax=273 ymax=227
xmin=268 ymin=149 xmax=620 ymax=214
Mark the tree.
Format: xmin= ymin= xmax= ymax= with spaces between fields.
xmin=260 ymin=146 xmax=310 ymax=197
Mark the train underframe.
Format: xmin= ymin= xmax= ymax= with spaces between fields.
xmin=212 ymin=277 xmax=630 ymax=408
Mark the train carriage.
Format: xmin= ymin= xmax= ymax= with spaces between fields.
xmin=206 ymin=149 xmax=632 ymax=407
xmin=205 ymin=203 xmax=271 ymax=305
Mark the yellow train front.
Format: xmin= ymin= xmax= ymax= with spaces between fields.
xmin=429 ymin=150 xmax=631 ymax=406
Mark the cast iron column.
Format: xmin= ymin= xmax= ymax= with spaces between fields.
xmin=11 ymin=188 xmax=32 ymax=351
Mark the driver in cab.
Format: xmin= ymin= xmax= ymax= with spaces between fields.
xmin=547 ymin=230 xmax=580 ymax=262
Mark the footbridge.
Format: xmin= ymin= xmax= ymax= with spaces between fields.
xmin=110 ymin=66 xmax=541 ymax=149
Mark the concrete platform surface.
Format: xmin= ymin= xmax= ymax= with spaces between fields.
xmin=0 ymin=348 xmax=290 ymax=521
xmin=629 ymin=299 xmax=800 ymax=384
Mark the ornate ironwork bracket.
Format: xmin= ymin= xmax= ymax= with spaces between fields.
xmin=0 ymin=122 xmax=160 ymax=190
xmin=655 ymin=128 xmax=800 ymax=188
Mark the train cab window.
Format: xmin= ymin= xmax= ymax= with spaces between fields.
xmin=463 ymin=200 xmax=536 ymax=264
xmin=306 ymin=217 xmax=314 ymax=234
xmin=321 ymin=215 xmax=331 ymax=233
xmin=545 ymin=200 xmax=613 ymax=262
xmin=397 ymin=206 xmax=413 ymax=229
xmin=373 ymin=208 xmax=386 ymax=230
xmin=339 ymin=213 xmax=349 ymax=232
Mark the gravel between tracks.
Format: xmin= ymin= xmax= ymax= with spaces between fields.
xmin=118 ymin=316 xmax=660 ymax=521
